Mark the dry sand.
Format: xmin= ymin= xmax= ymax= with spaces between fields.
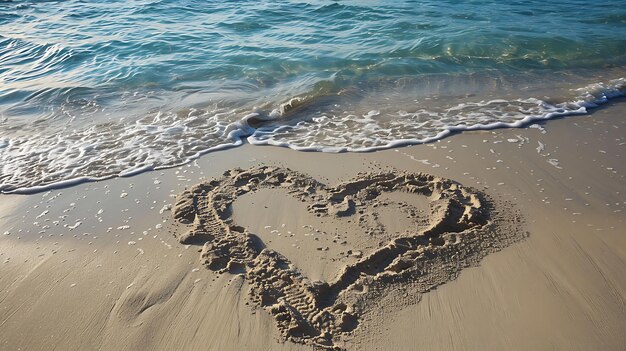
xmin=1 ymin=100 xmax=625 ymax=350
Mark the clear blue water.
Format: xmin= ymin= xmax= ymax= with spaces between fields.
xmin=1 ymin=0 xmax=625 ymax=193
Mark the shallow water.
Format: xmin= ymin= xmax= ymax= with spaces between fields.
xmin=1 ymin=0 xmax=625 ymax=192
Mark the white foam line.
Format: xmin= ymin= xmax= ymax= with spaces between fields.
xmin=2 ymin=78 xmax=624 ymax=195
xmin=1 ymin=139 xmax=244 ymax=195
xmin=3 ymin=176 xmax=112 ymax=195
xmin=119 ymin=165 xmax=154 ymax=177
xmin=248 ymin=78 xmax=625 ymax=152
xmin=247 ymin=106 xmax=589 ymax=152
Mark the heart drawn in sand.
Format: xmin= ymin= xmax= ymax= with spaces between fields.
xmin=172 ymin=167 xmax=523 ymax=350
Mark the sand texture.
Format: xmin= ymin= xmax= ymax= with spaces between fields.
xmin=171 ymin=167 xmax=523 ymax=348
xmin=0 ymin=101 xmax=624 ymax=350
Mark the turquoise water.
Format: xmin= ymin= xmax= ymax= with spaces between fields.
xmin=1 ymin=0 xmax=625 ymax=193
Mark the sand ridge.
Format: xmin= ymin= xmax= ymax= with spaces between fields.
xmin=172 ymin=166 xmax=525 ymax=349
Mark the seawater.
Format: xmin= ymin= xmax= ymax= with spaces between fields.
xmin=1 ymin=0 xmax=625 ymax=193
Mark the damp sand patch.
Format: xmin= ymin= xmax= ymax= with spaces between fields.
xmin=171 ymin=166 xmax=525 ymax=349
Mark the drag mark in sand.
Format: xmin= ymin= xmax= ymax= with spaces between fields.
xmin=171 ymin=167 xmax=525 ymax=349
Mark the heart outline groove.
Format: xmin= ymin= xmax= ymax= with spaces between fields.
xmin=172 ymin=166 xmax=524 ymax=350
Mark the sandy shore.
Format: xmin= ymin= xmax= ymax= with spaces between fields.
xmin=1 ymin=100 xmax=625 ymax=350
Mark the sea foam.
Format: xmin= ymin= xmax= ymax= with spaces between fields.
xmin=0 ymin=78 xmax=624 ymax=194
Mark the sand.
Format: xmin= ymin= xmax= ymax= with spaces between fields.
xmin=171 ymin=166 xmax=524 ymax=349
xmin=0 ymin=100 xmax=625 ymax=350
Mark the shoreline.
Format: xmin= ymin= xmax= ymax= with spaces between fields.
xmin=2 ymin=79 xmax=624 ymax=196
xmin=1 ymin=100 xmax=625 ymax=350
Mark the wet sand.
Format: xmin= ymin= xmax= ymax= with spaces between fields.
xmin=1 ymin=100 xmax=624 ymax=350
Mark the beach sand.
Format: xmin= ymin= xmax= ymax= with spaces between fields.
xmin=1 ymin=100 xmax=624 ymax=350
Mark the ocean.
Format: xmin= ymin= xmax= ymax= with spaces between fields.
xmin=1 ymin=0 xmax=625 ymax=193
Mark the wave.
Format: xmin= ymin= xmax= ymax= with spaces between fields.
xmin=0 ymin=77 xmax=624 ymax=194
xmin=0 ymin=36 xmax=80 ymax=89
xmin=248 ymin=77 xmax=626 ymax=151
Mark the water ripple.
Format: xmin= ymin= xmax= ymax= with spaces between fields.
xmin=0 ymin=0 xmax=625 ymax=192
